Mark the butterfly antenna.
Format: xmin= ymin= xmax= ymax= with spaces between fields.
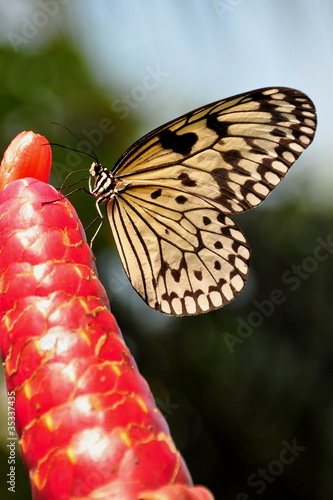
xmin=50 ymin=122 xmax=99 ymax=163
xmin=47 ymin=142 xmax=99 ymax=163
xmin=51 ymin=121 xmax=83 ymax=142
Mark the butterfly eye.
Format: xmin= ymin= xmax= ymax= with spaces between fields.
xmin=89 ymin=162 xmax=102 ymax=176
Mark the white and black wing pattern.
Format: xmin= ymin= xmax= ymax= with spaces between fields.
xmin=108 ymin=187 xmax=249 ymax=315
xmin=104 ymin=87 xmax=316 ymax=316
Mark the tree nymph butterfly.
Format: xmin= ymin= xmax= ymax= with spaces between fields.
xmin=83 ymin=87 xmax=316 ymax=316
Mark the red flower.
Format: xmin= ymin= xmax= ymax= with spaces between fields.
xmin=0 ymin=132 xmax=214 ymax=500
xmin=0 ymin=131 xmax=52 ymax=191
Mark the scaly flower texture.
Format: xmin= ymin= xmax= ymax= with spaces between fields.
xmin=0 ymin=132 xmax=214 ymax=500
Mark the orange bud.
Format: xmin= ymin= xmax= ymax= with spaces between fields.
xmin=0 ymin=131 xmax=52 ymax=192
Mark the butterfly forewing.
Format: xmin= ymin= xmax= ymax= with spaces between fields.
xmin=102 ymin=87 xmax=316 ymax=316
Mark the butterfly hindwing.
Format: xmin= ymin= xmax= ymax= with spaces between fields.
xmin=97 ymin=87 xmax=316 ymax=315
xmin=108 ymin=187 xmax=250 ymax=315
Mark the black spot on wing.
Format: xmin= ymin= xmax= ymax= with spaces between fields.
xmin=159 ymin=129 xmax=198 ymax=155
xmin=232 ymin=240 xmax=241 ymax=252
xmin=207 ymin=114 xmax=230 ymax=137
xmin=178 ymin=172 xmax=197 ymax=187
xmin=271 ymin=127 xmax=287 ymax=138
xmin=151 ymin=188 xmax=162 ymax=199
xmin=175 ymin=195 xmax=187 ymax=204
xmin=194 ymin=270 xmax=203 ymax=281
xmin=171 ymin=269 xmax=181 ymax=282
xmin=245 ymin=137 xmax=268 ymax=155
xmin=217 ymin=213 xmax=225 ymax=224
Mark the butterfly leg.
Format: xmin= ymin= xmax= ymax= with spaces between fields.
xmin=59 ymin=169 xmax=90 ymax=191
xmin=87 ymin=199 xmax=105 ymax=248
xmin=41 ymin=185 xmax=92 ymax=206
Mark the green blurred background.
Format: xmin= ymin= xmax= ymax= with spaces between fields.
xmin=0 ymin=1 xmax=333 ymax=499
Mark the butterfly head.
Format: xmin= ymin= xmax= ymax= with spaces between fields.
xmin=89 ymin=161 xmax=107 ymax=177
xmin=89 ymin=162 xmax=115 ymax=202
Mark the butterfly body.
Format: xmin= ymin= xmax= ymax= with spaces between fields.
xmin=89 ymin=162 xmax=117 ymax=202
xmin=87 ymin=87 xmax=316 ymax=316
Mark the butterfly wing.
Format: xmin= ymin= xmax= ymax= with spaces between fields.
xmin=108 ymin=87 xmax=316 ymax=315
xmin=113 ymin=87 xmax=316 ymax=213
xmin=107 ymin=187 xmax=250 ymax=315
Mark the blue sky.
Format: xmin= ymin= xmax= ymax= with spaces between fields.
xmin=72 ymin=1 xmax=328 ymax=114
xmin=71 ymin=0 xmax=333 ymax=206
xmin=1 ymin=0 xmax=332 ymax=203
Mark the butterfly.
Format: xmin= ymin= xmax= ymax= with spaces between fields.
xmin=85 ymin=87 xmax=317 ymax=316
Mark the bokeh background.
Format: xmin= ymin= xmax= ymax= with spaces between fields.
xmin=0 ymin=1 xmax=333 ymax=499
